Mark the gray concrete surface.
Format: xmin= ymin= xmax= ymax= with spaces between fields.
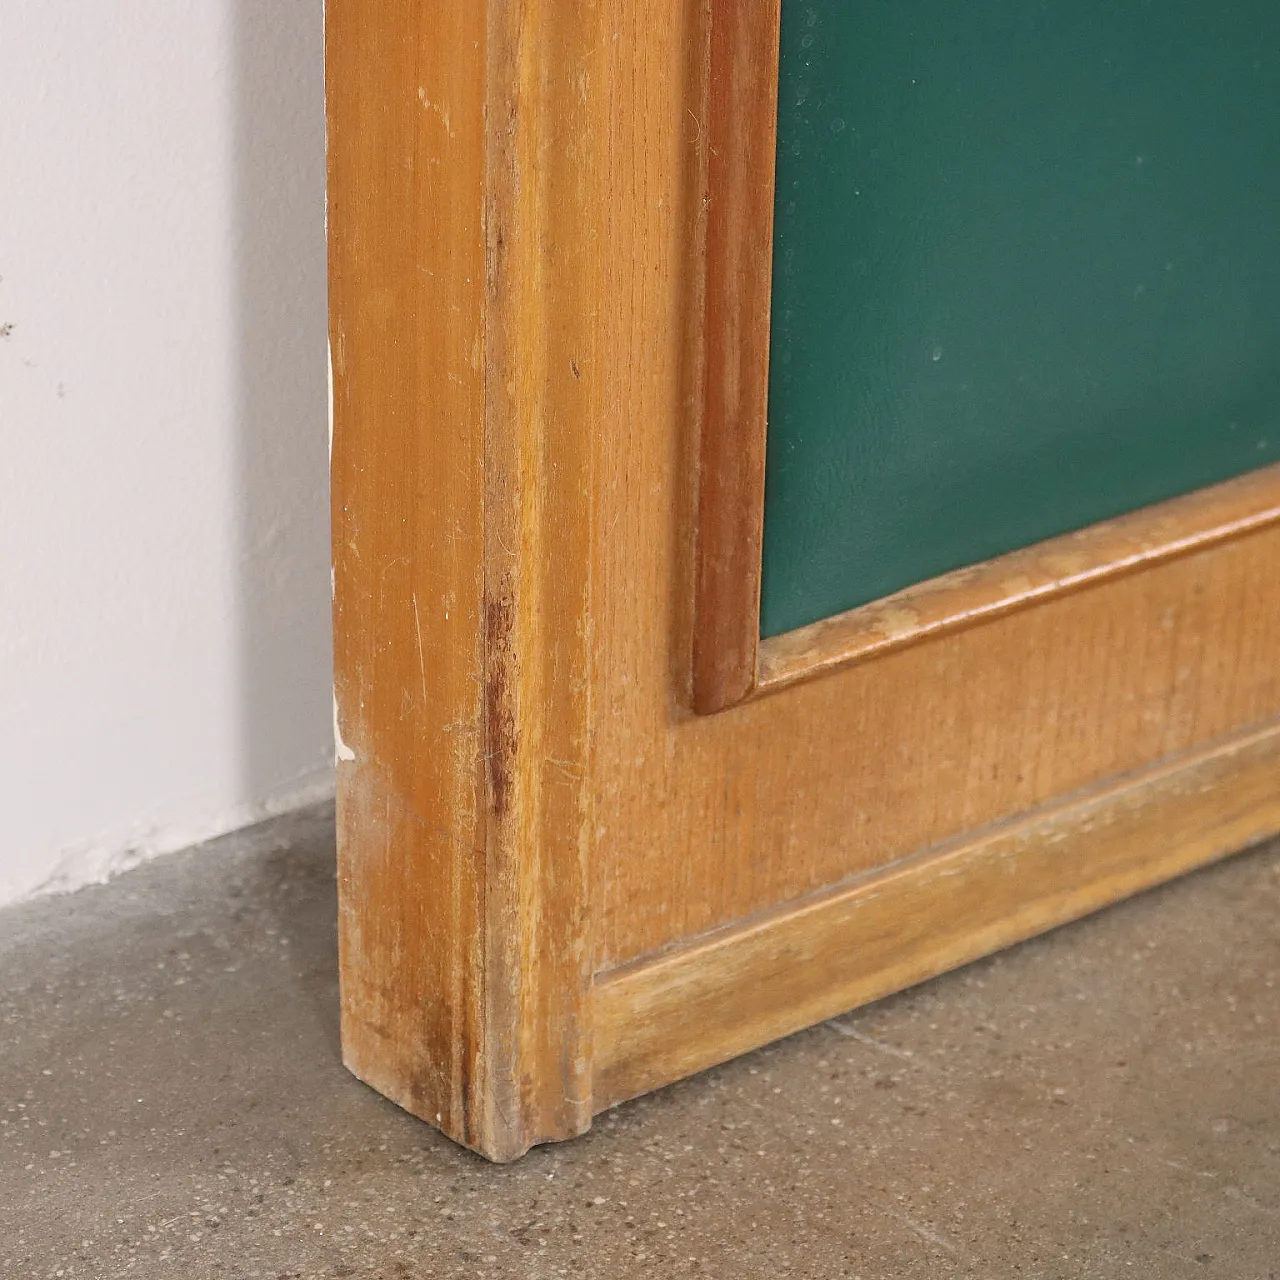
xmin=2 ymin=804 xmax=1278 ymax=1279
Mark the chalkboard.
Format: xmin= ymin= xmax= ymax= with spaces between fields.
xmin=761 ymin=0 xmax=1280 ymax=638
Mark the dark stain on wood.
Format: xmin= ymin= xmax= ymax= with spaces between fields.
xmin=484 ymin=595 xmax=517 ymax=821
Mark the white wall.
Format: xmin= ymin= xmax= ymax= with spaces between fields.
xmin=0 ymin=1 xmax=333 ymax=907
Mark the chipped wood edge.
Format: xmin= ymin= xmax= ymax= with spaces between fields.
xmin=592 ymin=720 xmax=1280 ymax=1109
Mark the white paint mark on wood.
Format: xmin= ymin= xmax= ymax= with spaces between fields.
xmin=334 ymin=691 xmax=356 ymax=763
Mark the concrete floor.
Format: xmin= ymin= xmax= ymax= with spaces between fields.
xmin=2 ymin=807 xmax=1279 ymax=1279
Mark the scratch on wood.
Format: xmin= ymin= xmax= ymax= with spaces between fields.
xmin=484 ymin=596 xmax=517 ymax=820
xmin=412 ymin=590 xmax=429 ymax=707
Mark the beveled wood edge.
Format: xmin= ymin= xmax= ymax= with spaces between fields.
xmin=691 ymin=0 xmax=782 ymax=714
xmin=755 ymin=462 xmax=1280 ymax=700
xmin=590 ymin=718 xmax=1280 ymax=1110
xmin=688 ymin=0 xmax=1280 ymax=719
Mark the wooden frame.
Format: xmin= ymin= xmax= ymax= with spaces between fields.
xmin=690 ymin=3 xmax=1280 ymax=714
xmin=692 ymin=1 xmax=782 ymax=712
xmin=327 ymin=0 xmax=1280 ymax=1162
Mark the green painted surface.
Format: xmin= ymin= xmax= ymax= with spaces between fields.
xmin=762 ymin=0 xmax=1280 ymax=638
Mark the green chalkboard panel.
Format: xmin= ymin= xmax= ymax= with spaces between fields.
xmin=762 ymin=0 xmax=1280 ymax=638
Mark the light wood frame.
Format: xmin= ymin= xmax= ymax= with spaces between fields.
xmin=327 ymin=0 xmax=1280 ymax=1162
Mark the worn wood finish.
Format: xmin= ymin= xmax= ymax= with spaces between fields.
xmin=328 ymin=0 xmax=489 ymax=1155
xmin=329 ymin=0 xmax=1280 ymax=1161
xmin=328 ymin=0 xmax=603 ymax=1162
xmin=691 ymin=1 xmax=782 ymax=713
xmin=594 ymin=722 xmax=1280 ymax=1108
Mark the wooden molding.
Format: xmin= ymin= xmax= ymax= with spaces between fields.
xmin=688 ymin=0 xmax=1280 ymax=717
xmin=691 ymin=1 xmax=782 ymax=714
xmin=759 ymin=461 xmax=1280 ymax=700
xmin=594 ymin=721 xmax=1280 ymax=1109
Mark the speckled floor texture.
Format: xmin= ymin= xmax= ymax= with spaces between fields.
xmin=2 ymin=805 xmax=1279 ymax=1279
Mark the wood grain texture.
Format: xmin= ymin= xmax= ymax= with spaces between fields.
xmin=478 ymin=0 xmax=605 ymax=1160
xmin=330 ymin=0 xmax=1280 ymax=1159
xmin=328 ymin=0 xmax=604 ymax=1162
xmin=594 ymin=721 xmax=1280 ymax=1109
xmin=586 ymin=1 xmax=1280 ymax=971
xmin=328 ymin=0 xmax=489 ymax=1153
xmin=598 ymin=517 xmax=1280 ymax=968
xmin=759 ymin=461 xmax=1280 ymax=697
xmin=691 ymin=1 xmax=781 ymax=713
